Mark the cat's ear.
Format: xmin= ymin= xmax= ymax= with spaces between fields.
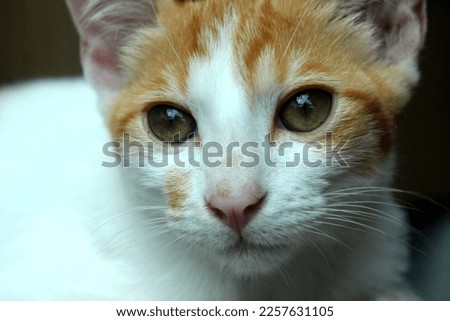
xmin=65 ymin=0 xmax=156 ymax=103
xmin=342 ymin=0 xmax=427 ymax=65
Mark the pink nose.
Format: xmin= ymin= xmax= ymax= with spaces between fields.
xmin=207 ymin=193 xmax=265 ymax=237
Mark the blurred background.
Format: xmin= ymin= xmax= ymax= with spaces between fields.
xmin=0 ymin=0 xmax=449 ymax=299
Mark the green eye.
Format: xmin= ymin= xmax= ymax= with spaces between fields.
xmin=279 ymin=89 xmax=332 ymax=132
xmin=148 ymin=105 xmax=197 ymax=143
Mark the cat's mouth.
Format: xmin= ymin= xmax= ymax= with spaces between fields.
xmin=225 ymin=239 xmax=286 ymax=255
xmin=213 ymin=239 xmax=293 ymax=276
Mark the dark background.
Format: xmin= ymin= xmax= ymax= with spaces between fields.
xmin=1 ymin=0 xmax=449 ymax=299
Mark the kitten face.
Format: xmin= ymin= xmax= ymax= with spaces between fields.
xmin=97 ymin=0 xmax=423 ymax=276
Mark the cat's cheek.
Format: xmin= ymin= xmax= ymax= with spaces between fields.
xmin=164 ymin=168 xmax=191 ymax=213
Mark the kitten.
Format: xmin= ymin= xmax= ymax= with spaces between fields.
xmin=0 ymin=0 xmax=427 ymax=300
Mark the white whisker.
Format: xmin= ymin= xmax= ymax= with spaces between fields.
xmin=149 ymin=0 xmax=185 ymax=70
xmin=303 ymin=224 xmax=356 ymax=256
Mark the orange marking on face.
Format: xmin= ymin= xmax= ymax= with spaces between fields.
xmin=216 ymin=180 xmax=231 ymax=197
xmin=165 ymin=168 xmax=190 ymax=211
xmin=107 ymin=1 xmax=216 ymax=140
xmin=298 ymin=61 xmax=332 ymax=76
xmin=341 ymin=89 xmax=392 ymax=154
xmin=105 ymin=0 xmax=417 ymax=176
xmin=236 ymin=1 xmax=284 ymax=84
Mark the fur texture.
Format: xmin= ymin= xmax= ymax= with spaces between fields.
xmin=0 ymin=0 xmax=426 ymax=300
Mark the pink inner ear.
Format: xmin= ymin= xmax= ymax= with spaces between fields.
xmin=81 ymin=39 xmax=123 ymax=92
xmin=65 ymin=0 xmax=156 ymax=98
xmin=368 ymin=0 xmax=427 ymax=64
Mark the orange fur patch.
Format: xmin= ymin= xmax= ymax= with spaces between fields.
xmin=108 ymin=0 xmax=417 ymax=169
xmin=164 ymin=168 xmax=190 ymax=211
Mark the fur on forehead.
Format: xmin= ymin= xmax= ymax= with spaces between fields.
xmin=122 ymin=0 xmax=425 ymax=73
xmin=122 ymin=0 xmax=377 ymax=78
xmin=65 ymin=0 xmax=426 ymax=134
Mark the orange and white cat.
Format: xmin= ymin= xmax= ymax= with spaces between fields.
xmin=0 ymin=0 xmax=427 ymax=300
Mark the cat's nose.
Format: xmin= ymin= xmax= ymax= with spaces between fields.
xmin=207 ymin=193 xmax=265 ymax=237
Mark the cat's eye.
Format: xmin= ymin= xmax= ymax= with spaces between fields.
xmin=279 ymin=89 xmax=332 ymax=132
xmin=148 ymin=105 xmax=197 ymax=143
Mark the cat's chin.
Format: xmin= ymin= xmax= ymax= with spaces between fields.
xmin=210 ymin=241 xmax=294 ymax=277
